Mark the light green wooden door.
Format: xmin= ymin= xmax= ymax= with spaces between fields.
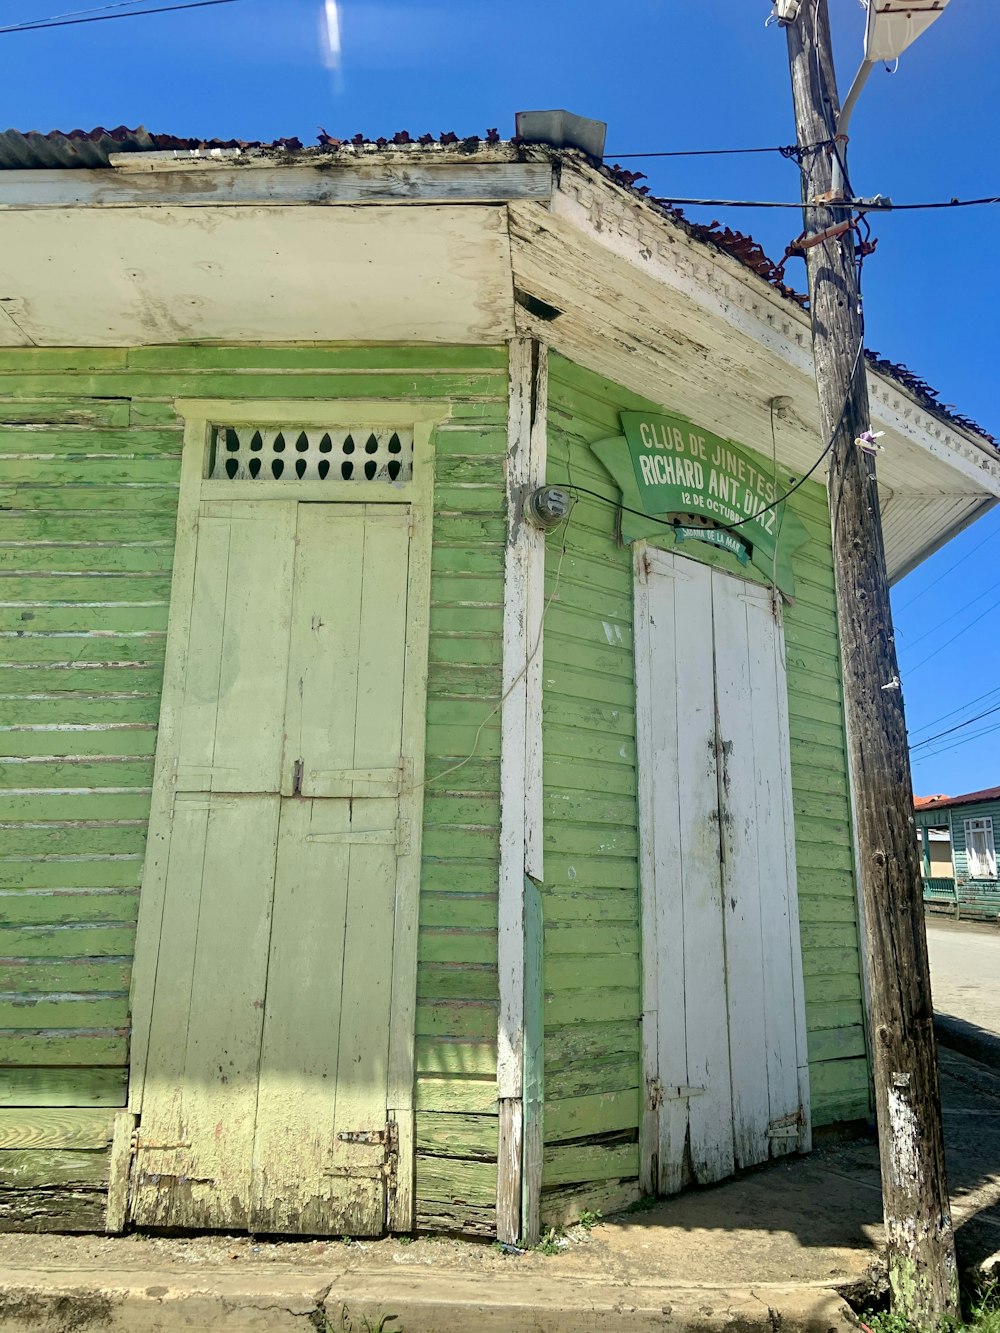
xmin=129 ymin=502 xmax=412 ymax=1234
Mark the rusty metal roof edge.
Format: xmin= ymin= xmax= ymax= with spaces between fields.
xmin=915 ymin=785 xmax=1000 ymax=812
xmin=0 ymin=126 xmax=993 ymax=450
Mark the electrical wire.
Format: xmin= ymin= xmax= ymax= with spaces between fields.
xmin=604 ymin=144 xmax=819 ymax=160
xmin=0 ymin=0 xmax=240 ymax=33
xmin=908 ymin=683 xmax=1000 ymax=739
xmin=1 ymin=0 xmax=156 ymax=29
xmin=642 ymin=194 xmax=1000 ymax=212
xmin=911 ymin=716 xmax=1000 ymax=761
xmin=902 ymin=588 xmax=1000 ymax=673
xmin=910 ymin=702 xmax=1000 ymax=752
xmin=894 ymin=528 xmax=999 ymax=613
xmin=899 ymin=581 xmax=1000 ymax=653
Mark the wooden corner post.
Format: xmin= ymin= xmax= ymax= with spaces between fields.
xmin=498 ymin=337 xmax=547 ymax=1243
xmin=783 ymin=4 xmax=959 ymax=1323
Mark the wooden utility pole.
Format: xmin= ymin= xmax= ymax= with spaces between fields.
xmin=783 ymin=2 xmax=959 ymax=1324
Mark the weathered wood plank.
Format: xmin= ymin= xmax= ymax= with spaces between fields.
xmin=0 ymin=1066 xmax=126 ymax=1107
xmin=539 ymin=1178 xmax=641 ymax=1230
xmin=415 ymin=1113 xmax=497 ymax=1160
xmin=542 ymin=1142 xmax=639 ymax=1187
xmin=0 ymin=1147 xmax=109 ymax=1187
xmin=0 ymin=1034 xmax=127 ymax=1067
xmin=0 ymin=399 xmax=131 ymax=427
xmin=544 ymin=1090 xmax=639 ymax=1144
xmin=414 ymin=1154 xmax=497 ymax=1207
xmin=0 ymin=1108 xmax=114 ymax=1150
xmin=546 ymin=1057 xmax=639 ymax=1102
xmin=415 ymin=1038 xmax=497 ymax=1078
xmin=414 ymin=1078 xmax=498 ymax=1115
xmin=0 ymin=998 xmax=129 ymax=1030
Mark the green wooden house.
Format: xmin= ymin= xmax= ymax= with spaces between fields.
xmin=1 ymin=122 xmax=998 ymax=1244
xmin=916 ymin=787 xmax=1000 ymax=913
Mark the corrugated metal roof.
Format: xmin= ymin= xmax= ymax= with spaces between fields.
xmin=0 ymin=124 xmax=994 ymax=449
xmin=916 ymin=786 xmax=1000 ymax=812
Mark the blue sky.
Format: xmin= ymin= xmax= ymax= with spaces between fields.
xmin=5 ymin=0 xmax=999 ymax=796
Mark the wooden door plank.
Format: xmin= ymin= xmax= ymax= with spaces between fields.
xmin=131 ymin=794 xmax=280 ymax=1230
xmin=642 ymin=551 xmax=689 ymax=1196
xmin=128 ymin=791 xmax=211 ymax=1226
xmin=329 ymin=798 xmax=398 ymax=1236
xmin=673 ymin=559 xmax=734 ymax=1186
xmin=249 ymin=797 xmax=353 ymax=1234
xmin=742 ymin=588 xmax=803 ymax=1155
xmin=170 ymin=511 xmax=231 ymax=790
xmin=174 ymin=501 xmax=295 ymax=793
xmin=325 ymin=510 xmax=409 ymax=1230
xmin=712 ymin=572 xmax=769 ymax=1171
xmin=206 ymin=503 xmax=296 ymax=793
xmin=173 ymin=793 xmax=279 ymax=1228
xmin=283 ymin=505 xmax=366 ymax=798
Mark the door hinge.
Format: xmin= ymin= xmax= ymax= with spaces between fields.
xmin=336 ymin=1121 xmax=399 ymax=1179
xmin=132 ymin=1134 xmax=193 ymax=1155
xmin=767 ymin=1109 xmax=805 ymax=1139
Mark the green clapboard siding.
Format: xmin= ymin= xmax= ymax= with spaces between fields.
xmin=0 ymin=343 xmax=508 ymax=1233
xmin=541 ymin=355 xmax=869 ymax=1202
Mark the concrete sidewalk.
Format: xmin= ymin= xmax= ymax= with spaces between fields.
xmin=2 ymin=1045 xmax=1000 ymax=1333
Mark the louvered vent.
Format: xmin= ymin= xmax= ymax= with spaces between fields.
xmin=209 ymin=427 xmax=414 ymax=482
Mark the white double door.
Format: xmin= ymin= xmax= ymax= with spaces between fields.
xmin=636 ymin=549 xmax=810 ymax=1195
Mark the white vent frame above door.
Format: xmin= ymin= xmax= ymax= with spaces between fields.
xmin=175 ymin=399 xmax=438 ymax=505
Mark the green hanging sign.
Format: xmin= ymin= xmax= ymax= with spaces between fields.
xmin=591 ymin=410 xmax=810 ymax=598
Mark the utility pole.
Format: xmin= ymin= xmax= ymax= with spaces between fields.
xmin=782 ymin=2 xmax=959 ymax=1324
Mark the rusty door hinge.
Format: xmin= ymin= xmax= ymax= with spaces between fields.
xmin=767 ymin=1109 xmax=806 ymax=1139
xmin=335 ymin=1121 xmax=399 ymax=1181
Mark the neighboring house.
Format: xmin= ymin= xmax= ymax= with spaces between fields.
xmin=1 ymin=121 xmax=999 ymax=1245
xmin=916 ymin=788 xmax=1000 ymax=884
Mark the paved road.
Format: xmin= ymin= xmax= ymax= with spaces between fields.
xmin=927 ymin=917 xmax=1000 ymax=1044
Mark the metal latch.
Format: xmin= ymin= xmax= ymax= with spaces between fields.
xmin=338 ymin=1129 xmax=389 ymax=1146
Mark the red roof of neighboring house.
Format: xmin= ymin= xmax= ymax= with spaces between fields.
xmin=915 ymin=786 xmax=1000 ymax=812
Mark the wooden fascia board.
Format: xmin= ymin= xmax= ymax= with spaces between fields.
xmin=549 ymin=165 xmax=816 ymax=373
xmin=0 ymin=162 xmax=554 ymax=210
xmin=868 ymin=377 xmax=1000 ymax=500
xmin=543 ymin=165 xmax=1000 ymax=499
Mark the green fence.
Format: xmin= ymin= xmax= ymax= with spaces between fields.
xmin=923 ymin=877 xmax=1000 ymax=921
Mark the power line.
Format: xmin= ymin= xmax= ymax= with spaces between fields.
xmin=909 ymin=683 xmax=1000 ymax=739
xmin=894 ymin=527 xmax=999 ymax=613
xmin=643 ymin=194 xmax=1000 ymax=212
xmin=900 ymin=581 xmax=1000 ymax=653
xmin=1 ymin=0 xmax=155 ymax=30
xmin=911 ymin=702 xmax=1000 ymax=752
xmin=902 ymin=588 xmax=1000 ymax=673
xmin=911 ymin=716 xmax=1000 ymax=762
xmin=606 ymin=145 xmax=803 ymax=160
xmin=0 ymin=0 xmax=239 ymax=34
